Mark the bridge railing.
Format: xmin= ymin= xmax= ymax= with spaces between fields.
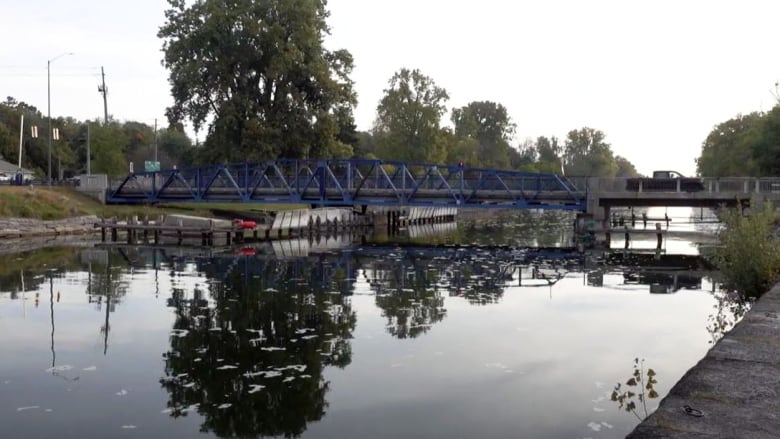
xmin=579 ymin=177 xmax=780 ymax=195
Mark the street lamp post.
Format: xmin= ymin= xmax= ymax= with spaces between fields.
xmin=47 ymin=52 xmax=73 ymax=185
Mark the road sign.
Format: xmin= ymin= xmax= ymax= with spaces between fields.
xmin=144 ymin=161 xmax=160 ymax=172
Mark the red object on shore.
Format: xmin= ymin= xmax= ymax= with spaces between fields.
xmin=232 ymin=219 xmax=257 ymax=229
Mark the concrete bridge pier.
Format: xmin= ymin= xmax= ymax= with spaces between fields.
xmin=585 ymin=178 xmax=611 ymax=225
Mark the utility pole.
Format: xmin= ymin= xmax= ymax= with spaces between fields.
xmin=86 ymin=123 xmax=91 ymax=175
xmin=48 ymin=59 xmax=51 ymax=185
xmin=154 ymin=118 xmax=158 ymax=162
xmin=18 ymin=115 xmax=23 ymax=168
xmin=98 ymin=66 xmax=108 ymax=123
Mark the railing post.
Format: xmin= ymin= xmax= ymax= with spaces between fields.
xmin=676 ymin=179 xmax=681 ymax=193
xmin=196 ymin=168 xmax=201 ymax=200
xmin=638 ymin=179 xmax=643 ymax=193
xmin=755 ymin=179 xmax=760 ymax=193
xmin=744 ymin=180 xmax=749 ymax=194
xmin=347 ymin=161 xmax=352 ymax=192
xmin=244 ymin=162 xmax=249 ymax=198
xmin=459 ymin=168 xmax=464 ymax=202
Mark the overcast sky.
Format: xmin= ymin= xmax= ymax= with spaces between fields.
xmin=2 ymin=0 xmax=779 ymax=175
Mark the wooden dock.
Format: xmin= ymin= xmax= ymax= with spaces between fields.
xmin=96 ymin=217 xmax=250 ymax=246
xmin=95 ymin=209 xmax=376 ymax=246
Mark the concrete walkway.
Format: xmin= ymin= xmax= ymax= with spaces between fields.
xmin=628 ymin=284 xmax=780 ymax=438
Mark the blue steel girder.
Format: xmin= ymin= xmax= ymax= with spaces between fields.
xmin=107 ymin=158 xmax=586 ymax=209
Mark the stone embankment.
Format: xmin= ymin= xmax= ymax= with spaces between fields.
xmin=0 ymin=215 xmax=100 ymax=239
xmin=628 ymin=283 xmax=780 ymax=438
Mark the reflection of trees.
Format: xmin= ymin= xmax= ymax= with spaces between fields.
xmin=160 ymin=256 xmax=356 ymax=438
xmin=706 ymin=290 xmax=752 ymax=344
xmin=369 ymin=260 xmax=446 ymax=339
xmin=444 ymin=259 xmax=508 ymax=305
xmin=365 ymin=249 xmax=514 ymax=338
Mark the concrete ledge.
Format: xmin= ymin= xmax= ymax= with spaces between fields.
xmin=628 ymin=283 xmax=780 ymax=438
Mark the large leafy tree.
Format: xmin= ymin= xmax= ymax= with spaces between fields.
xmin=750 ymin=107 xmax=780 ymax=176
xmin=373 ymin=68 xmax=449 ymax=163
xmin=614 ymin=155 xmax=639 ymax=177
xmin=533 ymin=135 xmax=563 ymax=174
xmin=562 ymin=127 xmax=617 ymax=177
xmin=159 ymin=0 xmax=357 ymax=163
xmin=451 ymin=101 xmax=515 ymax=169
xmin=89 ymin=122 xmax=127 ymax=177
xmin=696 ymin=112 xmax=762 ymax=177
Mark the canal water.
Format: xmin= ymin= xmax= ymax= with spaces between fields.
xmin=0 ymin=208 xmax=737 ymax=438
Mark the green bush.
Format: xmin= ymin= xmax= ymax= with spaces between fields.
xmin=713 ymin=205 xmax=780 ymax=299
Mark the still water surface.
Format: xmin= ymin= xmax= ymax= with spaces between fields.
xmin=0 ymin=209 xmax=732 ymax=438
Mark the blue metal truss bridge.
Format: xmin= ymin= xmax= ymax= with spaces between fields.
xmin=107 ymin=158 xmax=586 ymax=210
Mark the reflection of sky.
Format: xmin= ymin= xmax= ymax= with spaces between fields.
xmin=309 ymin=268 xmax=718 ymax=439
xmin=0 ymin=249 xmax=721 ymax=439
xmin=0 ymin=266 xmax=217 ymax=438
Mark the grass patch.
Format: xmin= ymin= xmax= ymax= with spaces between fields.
xmin=0 ymin=187 xmax=89 ymax=220
xmin=0 ymin=186 xmax=303 ymax=220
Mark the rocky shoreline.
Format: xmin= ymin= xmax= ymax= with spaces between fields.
xmin=0 ymin=215 xmax=100 ymax=239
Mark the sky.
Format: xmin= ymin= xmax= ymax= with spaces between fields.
xmin=2 ymin=0 xmax=780 ymax=176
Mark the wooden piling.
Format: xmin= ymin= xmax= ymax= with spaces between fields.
xmin=111 ymin=219 xmax=118 ymax=242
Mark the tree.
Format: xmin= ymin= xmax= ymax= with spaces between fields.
xmin=89 ymin=122 xmax=127 ymax=177
xmin=533 ymin=136 xmax=563 ymax=174
xmin=0 ymin=98 xmax=46 ymax=174
xmin=158 ymin=128 xmax=195 ymax=167
xmin=451 ymin=101 xmax=515 ymax=169
xmin=353 ymin=131 xmax=378 ymax=159
xmin=159 ymin=0 xmax=357 ymax=163
xmin=696 ymin=112 xmax=762 ymax=177
xmin=373 ymin=68 xmax=449 ymax=163
xmin=444 ymin=134 xmax=480 ymax=169
xmin=615 ymin=156 xmax=639 ymax=177
xmin=751 ymin=106 xmax=780 ymax=176
xmin=562 ymin=127 xmax=617 ymax=177
xmin=508 ymin=139 xmax=537 ymax=171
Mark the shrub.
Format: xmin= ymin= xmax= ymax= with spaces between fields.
xmin=713 ymin=205 xmax=780 ymax=299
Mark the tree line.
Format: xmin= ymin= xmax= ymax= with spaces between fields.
xmin=0 ymin=97 xmax=193 ymax=178
xmin=696 ymin=105 xmax=780 ymax=177
xmin=1 ymin=0 xmax=640 ymax=178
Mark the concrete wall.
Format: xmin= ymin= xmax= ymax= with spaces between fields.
xmin=76 ymin=174 xmax=109 ymax=204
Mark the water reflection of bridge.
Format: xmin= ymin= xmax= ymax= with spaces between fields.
xmin=85 ymin=241 xmax=714 ymax=299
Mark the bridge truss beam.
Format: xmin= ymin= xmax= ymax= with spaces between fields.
xmin=108 ymin=159 xmax=586 ymax=210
